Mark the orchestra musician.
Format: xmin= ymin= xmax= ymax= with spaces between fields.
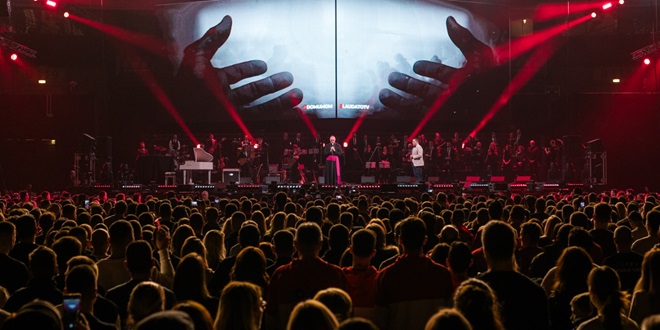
xmin=168 ymin=134 xmax=181 ymax=157
xmin=289 ymin=143 xmax=303 ymax=183
xmin=347 ymin=132 xmax=362 ymax=171
xmin=471 ymin=141 xmax=484 ymax=175
xmin=513 ymin=144 xmax=527 ymax=175
xmin=136 ymin=141 xmax=149 ymax=159
xmin=324 ymin=135 xmax=343 ymax=186
xmin=440 ymin=141 xmax=459 ymax=172
xmin=486 ymin=141 xmax=500 ymax=175
xmin=378 ymin=146 xmax=391 ymax=183
xmin=545 ymin=139 xmax=561 ymax=181
xmin=527 ymin=140 xmax=541 ymax=180
xmin=502 ymin=144 xmax=514 ymax=181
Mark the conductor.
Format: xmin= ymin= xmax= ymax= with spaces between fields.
xmin=324 ymin=135 xmax=343 ymax=186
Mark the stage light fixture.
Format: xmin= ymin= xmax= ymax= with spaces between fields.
xmin=63 ymin=12 xmax=69 ymax=18
xmin=644 ymin=58 xmax=651 ymax=65
xmin=619 ymin=0 xmax=624 ymax=4
xmin=253 ymin=143 xmax=259 ymax=149
xmin=602 ymin=2 xmax=612 ymax=9
xmin=612 ymin=78 xmax=620 ymax=83
xmin=343 ymin=142 xmax=348 ymax=148
xmin=38 ymin=79 xmax=46 ymax=84
xmin=591 ymin=12 xmax=597 ymax=18
xmin=10 ymin=53 xmax=17 ymax=61
xmin=46 ymin=0 xmax=57 ymax=7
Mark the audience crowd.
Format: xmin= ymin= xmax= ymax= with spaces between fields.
xmin=0 ymin=187 xmax=659 ymax=330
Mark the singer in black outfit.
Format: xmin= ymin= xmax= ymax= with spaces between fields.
xmin=324 ymin=135 xmax=343 ymax=186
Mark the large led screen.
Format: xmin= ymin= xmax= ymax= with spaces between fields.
xmin=160 ymin=0 xmax=504 ymax=119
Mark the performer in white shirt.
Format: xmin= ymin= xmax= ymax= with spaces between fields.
xmin=410 ymin=138 xmax=424 ymax=183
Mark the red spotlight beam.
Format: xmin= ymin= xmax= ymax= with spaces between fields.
xmin=120 ymin=48 xmax=198 ymax=145
xmin=342 ymin=89 xmax=380 ymax=144
xmin=343 ymin=109 xmax=369 ymax=145
xmin=535 ymin=1 xmax=611 ymax=21
xmin=296 ymin=107 xmax=318 ymax=138
xmin=496 ymin=14 xmax=592 ymax=63
xmin=468 ymin=42 xmax=558 ymax=138
xmin=408 ymin=69 xmax=471 ymax=141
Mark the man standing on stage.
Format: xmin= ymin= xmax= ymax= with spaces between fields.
xmin=410 ymin=138 xmax=424 ymax=183
xmin=324 ymin=135 xmax=343 ymax=186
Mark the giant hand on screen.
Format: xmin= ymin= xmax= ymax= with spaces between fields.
xmin=177 ymin=15 xmax=303 ymax=112
xmin=379 ymin=16 xmax=496 ymax=109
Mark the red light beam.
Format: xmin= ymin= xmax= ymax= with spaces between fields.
xmin=468 ymin=43 xmax=558 ymax=138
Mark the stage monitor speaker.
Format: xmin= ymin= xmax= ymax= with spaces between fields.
xmin=222 ymin=169 xmax=240 ymax=183
xmin=490 ymin=176 xmax=505 ymax=183
xmin=396 ymin=176 xmax=412 ymax=183
xmin=427 ymin=176 xmax=440 ymax=183
xmin=515 ymin=175 xmax=531 ymax=182
xmin=361 ymin=176 xmax=375 ymax=184
xmin=491 ymin=183 xmax=509 ymax=191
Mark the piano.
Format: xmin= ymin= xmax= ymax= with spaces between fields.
xmin=179 ymin=148 xmax=214 ymax=184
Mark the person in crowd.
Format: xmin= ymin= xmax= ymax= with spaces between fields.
xmin=590 ymin=203 xmax=617 ymax=259
xmin=267 ymin=222 xmax=347 ymax=330
xmin=516 ymin=221 xmax=544 ymax=276
xmin=629 ymin=249 xmax=660 ymax=324
xmin=424 ymin=308 xmax=473 ymax=330
xmin=570 ymin=292 xmax=595 ymax=329
xmin=453 ymin=278 xmax=504 ymax=330
xmin=477 ymin=221 xmax=550 ymax=330
xmin=172 ymin=301 xmax=214 ymax=330
xmin=214 ymin=281 xmax=264 ymax=330
xmin=323 ymin=224 xmax=350 ymax=266
xmin=203 ymin=230 xmax=226 ymax=271
xmin=230 ymin=246 xmax=270 ymax=295
xmin=314 ymin=288 xmax=353 ymax=323
xmin=604 ymin=226 xmax=643 ymax=293
xmin=97 ymin=220 xmax=134 ymax=291
xmin=267 ymin=230 xmax=295 ymax=276
xmin=127 ymin=281 xmax=166 ymax=329
xmin=1 ymin=300 xmax=66 ymax=330
xmin=375 ymin=217 xmax=454 ymax=330
xmin=105 ymin=241 xmax=177 ymax=327
xmin=0 ymin=221 xmax=28 ymax=294
xmin=579 ymin=266 xmax=639 ymax=330
xmin=632 ymin=211 xmax=660 ymax=256
xmin=286 ymin=299 xmax=338 ymax=330
xmin=173 ymin=253 xmax=219 ymax=317
xmin=4 ymin=246 xmax=62 ymax=312
xmin=9 ymin=214 xmax=39 ymax=268
xmin=342 ymin=229 xmax=379 ymax=322
xmin=547 ymin=247 xmax=594 ymax=330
